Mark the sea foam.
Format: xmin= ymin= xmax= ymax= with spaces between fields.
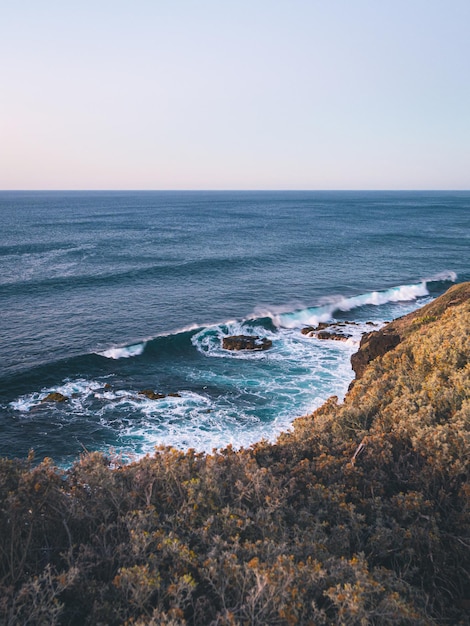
xmin=100 ymin=342 xmax=147 ymax=359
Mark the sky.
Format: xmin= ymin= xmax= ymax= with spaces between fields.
xmin=1 ymin=0 xmax=469 ymax=190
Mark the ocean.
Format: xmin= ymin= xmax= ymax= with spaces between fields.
xmin=0 ymin=190 xmax=468 ymax=465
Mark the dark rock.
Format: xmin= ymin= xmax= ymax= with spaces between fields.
xmin=138 ymin=390 xmax=181 ymax=400
xmin=139 ymin=390 xmax=166 ymax=400
xmin=300 ymin=322 xmax=331 ymax=335
xmin=351 ymin=331 xmax=401 ymax=380
xmin=302 ymin=321 xmax=359 ymax=337
xmin=316 ymin=331 xmax=352 ymax=341
xmin=301 ymin=325 xmax=351 ymax=340
xmin=41 ymin=392 xmax=68 ymax=403
xmin=222 ymin=335 xmax=272 ymax=351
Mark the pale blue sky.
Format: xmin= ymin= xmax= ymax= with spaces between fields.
xmin=1 ymin=1 xmax=469 ymax=189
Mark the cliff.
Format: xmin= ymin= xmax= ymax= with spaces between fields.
xmin=351 ymin=281 xmax=470 ymax=379
xmin=0 ymin=283 xmax=468 ymax=625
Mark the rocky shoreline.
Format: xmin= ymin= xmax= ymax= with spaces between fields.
xmin=1 ymin=283 xmax=468 ymax=624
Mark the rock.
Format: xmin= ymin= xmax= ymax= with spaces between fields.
xmin=301 ymin=322 xmax=332 ymax=335
xmin=301 ymin=324 xmax=351 ymax=340
xmin=351 ymin=331 xmax=401 ymax=380
xmin=139 ymin=390 xmax=166 ymax=400
xmin=138 ymin=390 xmax=182 ymax=400
xmin=222 ymin=335 xmax=272 ymax=351
xmin=315 ymin=331 xmax=351 ymax=341
xmin=41 ymin=392 xmax=68 ymax=403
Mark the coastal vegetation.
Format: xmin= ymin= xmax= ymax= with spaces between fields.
xmin=0 ymin=283 xmax=469 ymax=625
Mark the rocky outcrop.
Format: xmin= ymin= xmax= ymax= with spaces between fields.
xmin=300 ymin=323 xmax=331 ymax=334
xmin=138 ymin=390 xmax=182 ymax=400
xmin=222 ymin=335 xmax=272 ymax=351
xmin=350 ymin=330 xmax=400 ymax=379
xmin=139 ymin=390 xmax=166 ymax=400
xmin=315 ymin=331 xmax=352 ymax=341
xmin=41 ymin=392 xmax=68 ymax=403
xmin=301 ymin=322 xmax=352 ymax=341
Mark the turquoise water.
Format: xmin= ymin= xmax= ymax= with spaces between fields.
xmin=0 ymin=191 xmax=468 ymax=464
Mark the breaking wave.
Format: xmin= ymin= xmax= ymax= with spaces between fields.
xmin=93 ymin=275 xmax=457 ymax=360
xmin=100 ymin=342 xmax=147 ymax=359
xmin=262 ymin=276 xmax=456 ymax=329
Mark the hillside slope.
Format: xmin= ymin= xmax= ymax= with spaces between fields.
xmin=351 ymin=281 xmax=470 ymax=379
xmin=0 ymin=284 xmax=469 ymax=625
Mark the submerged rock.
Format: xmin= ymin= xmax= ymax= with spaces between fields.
xmin=138 ymin=390 xmax=182 ymax=400
xmin=301 ymin=323 xmax=351 ymax=341
xmin=316 ymin=331 xmax=352 ymax=341
xmin=222 ymin=335 xmax=272 ymax=351
xmin=139 ymin=390 xmax=166 ymax=400
xmin=41 ymin=392 xmax=68 ymax=403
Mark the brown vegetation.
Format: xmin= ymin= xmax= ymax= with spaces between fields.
xmin=351 ymin=281 xmax=470 ymax=379
xmin=0 ymin=284 xmax=469 ymax=624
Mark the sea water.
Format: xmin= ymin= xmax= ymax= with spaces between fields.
xmin=0 ymin=191 xmax=468 ymax=465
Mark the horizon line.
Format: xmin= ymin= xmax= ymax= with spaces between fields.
xmin=1 ymin=188 xmax=469 ymax=193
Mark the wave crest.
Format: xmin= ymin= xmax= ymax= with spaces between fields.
xmin=100 ymin=342 xmax=147 ymax=359
xmin=267 ymin=277 xmax=456 ymax=329
xmin=423 ymin=270 xmax=457 ymax=283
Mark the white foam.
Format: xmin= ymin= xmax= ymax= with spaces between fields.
xmin=100 ymin=342 xmax=146 ymax=359
xmin=122 ymin=326 xmax=355 ymax=454
xmin=191 ymin=320 xmax=277 ymax=359
xmin=9 ymin=379 xmax=103 ymax=412
xmin=9 ymin=327 xmax=357 ymax=458
xmin=125 ymin=347 xmax=356 ymax=456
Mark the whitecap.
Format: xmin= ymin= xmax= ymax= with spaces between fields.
xmin=99 ymin=342 xmax=147 ymax=359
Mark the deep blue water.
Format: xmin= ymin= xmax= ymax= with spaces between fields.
xmin=0 ymin=191 xmax=468 ymax=464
